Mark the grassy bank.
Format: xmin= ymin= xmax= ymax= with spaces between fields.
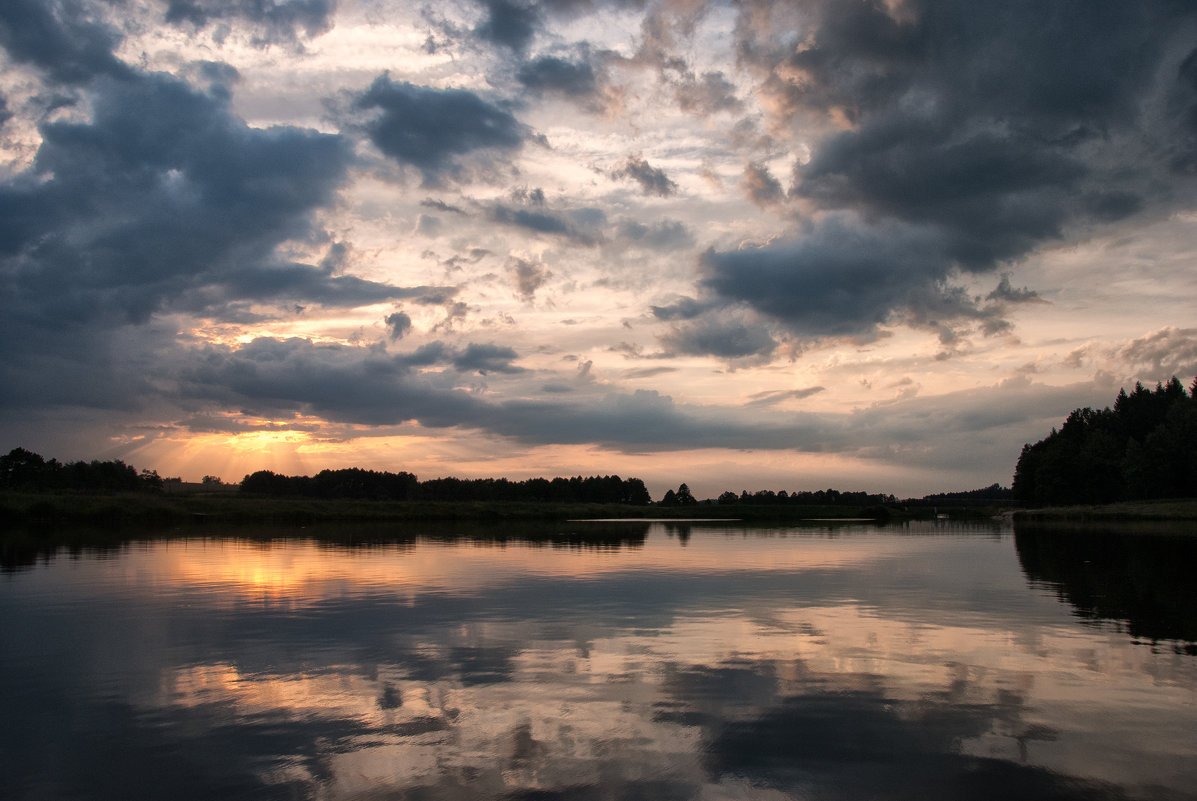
xmin=1013 ymin=498 xmax=1197 ymax=523
xmin=0 ymin=490 xmax=914 ymax=531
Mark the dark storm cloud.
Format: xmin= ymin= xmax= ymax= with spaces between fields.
xmin=452 ymin=343 xmax=525 ymax=374
xmin=218 ymin=262 xmax=436 ymax=309
xmin=0 ymin=0 xmax=132 ymax=84
xmin=658 ymin=317 xmax=777 ymax=360
xmin=797 ymin=123 xmax=1087 ymax=268
xmin=163 ymin=0 xmax=337 ymax=41
xmin=650 ymin=296 xmax=711 ymax=321
xmin=711 ymin=0 xmax=1197 ymax=341
xmin=0 ymin=66 xmax=451 ymax=414
xmin=177 ymin=337 xmax=842 ymax=451
xmin=516 ymin=54 xmax=598 ymax=98
xmin=181 ymin=338 xmax=485 ymax=427
xmin=0 ymin=71 xmax=384 ymax=324
xmin=475 ymin=0 xmax=541 ymax=52
xmin=611 ymin=155 xmax=678 ymax=197
xmin=353 ymin=74 xmax=531 ymax=186
xmin=1173 ymin=46 xmax=1197 ymax=173
xmin=702 ymin=216 xmax=953 ymax=339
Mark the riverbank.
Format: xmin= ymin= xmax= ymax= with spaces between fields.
xmin=0 ymin=490 xmax=919 ymax=530
xmin=1013 ymin=498 xmax=1197 ymax=522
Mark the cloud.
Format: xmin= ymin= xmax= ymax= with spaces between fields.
xmin=658 ymin=316 xmax=778 ymax=360
xmin=0 ymin=72 xmax=367 ymax=321
xmin=623 ymin=366 xmax=678 ymax=379
xmin=353 ymin=74 xmax=531 ymax=186
xmin=617 ymin=218 xmax=695 ymax=251
xmin=170 ymin=336 xmax=843 ymax=451
xmin=986 ymin=274 xmax=1041 ymax=304
xmin=414 ymin=213 xmax=442 ymax=237
xmin=385 ymin=311 xmax=413 ymax=341
xmin=611 ymin=155 xmax=678 ymax=197
xmin=742 ymin=162 xmax=785 ymax=207
xmin=516 ymin=53 xmax=598 ymax=98
xmin=475 ymin=0 xmax=540 ymax=52
xmin=797 ymin=123 xmax=1087 ymax=268
xmin=712 ymin=0 xmax=1197 ymax=339
xmin=651 ymin=296 xmax=713 ymax=321
xmin=0 ymin=66 xmax=458 ymax=416
xmin=0 ymin=0 xmax=131 ymax=84
xmin=1117 ymin=327 xmax=1197 ymax=380
xmin=510 ymin=257 xmax=551 ymax=301
xmin=487 ymin=201 xmax=605 ymax=245
xmin=163 ymin=0 xmax=336 ymax=42
xmin=746 ymin=387 xmax=825 ymax=407
xmin=421 ymin=198 xmax=468 ymax=215
xmin=701 ymin=215 xmax=954 ymax=340
xmin=672 ymin=71 xmax=741 ymax=116
xmin=452 ymin=342 xmax=525 ymax=374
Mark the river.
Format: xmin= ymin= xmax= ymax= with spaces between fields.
xmin=2 ymin=519 xmax=1194 ymax=800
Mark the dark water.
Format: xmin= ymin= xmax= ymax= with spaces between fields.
xmin=2 ymin=520 xmax=1195 ymax=801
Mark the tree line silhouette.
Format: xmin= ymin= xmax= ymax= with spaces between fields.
xmin=1013 ymin=377 xmax=1197 ymax=505
xmin=3 ymin=445 xmax=1009 ymax=508
xmin=710 ymin=487 xmax=900 ymax=506
xmin=0 ymin=447 xmax=161 ymax=493
xmin=241 ymin=469 xmax=654 ymax=504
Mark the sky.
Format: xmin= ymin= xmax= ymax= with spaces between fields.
xmin=1 ymin=0 xmax=1196 ymax=499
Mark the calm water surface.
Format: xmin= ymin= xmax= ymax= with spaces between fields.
xmin=2 ymin=520 xmax=1195 ymax=800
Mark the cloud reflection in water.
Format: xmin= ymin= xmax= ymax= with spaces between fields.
xmin=1 ymin=523 xmax=1195 ymax=801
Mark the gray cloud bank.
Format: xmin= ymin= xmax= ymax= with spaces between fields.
xmin=692 ymin=0 xmax=1197 ymax=348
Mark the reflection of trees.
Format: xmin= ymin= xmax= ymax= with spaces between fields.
xmin=1014 ymin=524 xmax=1197 ymax=653
xmin=0 ymin=521 xmax=651 ymax=573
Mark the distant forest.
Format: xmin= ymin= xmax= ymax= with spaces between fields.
xmin=240 ymin=472 xmax=899 ymax=507
xmin=241 ymin=469 xmax=653 ymax=505
xmin=1014 ymin=377 xmax=1197 ymax=505
xmin=1 ymin=448 xmax=927 ymax=507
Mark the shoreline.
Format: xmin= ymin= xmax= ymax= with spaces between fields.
xmin=1012 ymin=499 xmax=1197 ymax=523
xmin=0 ymin=490 xmax=911 ymax=530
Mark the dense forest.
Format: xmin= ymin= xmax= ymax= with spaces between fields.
xmin=0 ymin=447 xmax=162 ymax=493
xmin=1013 ymin=377 xmax=1197 ymax=505
xmin=241 ymin=468 xmax=653 ymax=505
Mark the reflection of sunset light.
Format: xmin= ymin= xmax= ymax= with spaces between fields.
xmin=140 ymin=531 xmax=915 ymax=606
xmin=23 ymin=530 xmax=1193 ymax=801
xmin=150 ymin=599 xmax=1197 ymax=800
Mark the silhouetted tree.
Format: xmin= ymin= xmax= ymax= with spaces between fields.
xmin=1 ymin=447 xmax=47 ymax=490
xmin=1013 ymin=376 xmax=1197 ymax=505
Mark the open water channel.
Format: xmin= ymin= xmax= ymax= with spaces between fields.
xmin=2 ymin=519 xmax=1195 ymax=800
